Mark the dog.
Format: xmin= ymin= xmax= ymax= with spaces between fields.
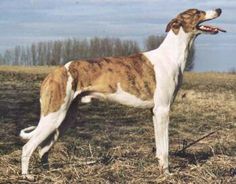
xmin=20 ymin=8 xmax=225 ymax=179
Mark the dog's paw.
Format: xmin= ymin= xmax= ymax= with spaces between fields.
xmin=159 ymin=165 xmax=172 ymax=176
xmin=22 ymin=174 xmax=35 ymax=181
xmin=163 ymin=169 xmax=173 ymax=176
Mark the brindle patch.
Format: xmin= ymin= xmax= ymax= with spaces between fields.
xmin=68 ymin=65 xmax=78 ymax=91
xmin=108 ymin=68 xmax=113 ymax=72
xmin=40 ymin=67 xmax=68 ymax=116
xmin=68 ymin=53 xmax=156 ymax=101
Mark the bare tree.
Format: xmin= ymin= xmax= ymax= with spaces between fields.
xmin=2 ymin=35 xmax=194 ymax=68
xmin=1 ymin=36 xmax=193 ymax=70
xmin=228 ymin=67 xmax=236 ymax=74
xmin=50 ymin=41 xmax=62 ymax=65
xmin=21 ymin=47 xmax=27 ymax=65
xmin=31 ymin=43 xmax=37 ymax=65
xmin=14 ymin=46 xmax=21 ymax=65
xmin=145 ymin=35 xmax=165 ymax=51
xmin=26 ymin=46 xmax=32 ymax=65
xmin=37 ymin=42 xmax=44 ymax=66
xmin=3 ymin=50 xmax=13 ymax=65
xmin=0 ymin=54 xmax=4 ymax=65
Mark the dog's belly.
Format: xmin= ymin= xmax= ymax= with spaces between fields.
xmin=81 ymin=83 xmax=154 ymax=108
xmin=106 ymin=83 xmax=154 ymax=108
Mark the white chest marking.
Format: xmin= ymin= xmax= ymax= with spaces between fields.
xmin=143 ymin=28 xmax=194 ymax=106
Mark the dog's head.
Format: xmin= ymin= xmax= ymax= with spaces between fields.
xmin=166 ymin=8 xmax=226 ymax=35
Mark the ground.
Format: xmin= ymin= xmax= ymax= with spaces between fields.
xmin=0 ymin=66 xmax=235 ymax=183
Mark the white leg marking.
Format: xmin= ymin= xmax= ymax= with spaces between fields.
xmin=21 ymin=120 xmax=57 ymax=175
xmin=21 ymin=109 xmax=69 ymax=175
xmin=153 ymin=106 xmax=169 ymax=173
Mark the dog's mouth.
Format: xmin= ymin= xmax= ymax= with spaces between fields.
xmin=196 ymin=16 xmax=226 ymax=34
xmin=197 ymin=24 xmax=226 ymax=34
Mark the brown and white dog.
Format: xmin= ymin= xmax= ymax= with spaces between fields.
xmin=20 ymin=8 xmax=225 ymax=179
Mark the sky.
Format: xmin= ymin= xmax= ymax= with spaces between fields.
xmin=0 ymin=0 xmax=235 ymax=72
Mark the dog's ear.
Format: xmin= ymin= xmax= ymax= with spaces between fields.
xmin=165 ymin=18 xmax=182 ymax=35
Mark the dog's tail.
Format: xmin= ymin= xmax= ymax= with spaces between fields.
xmin=19 ymin=126 xmax=36 ymax=140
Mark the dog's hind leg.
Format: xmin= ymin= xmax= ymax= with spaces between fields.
xmin=38 ymin=96 xmax=79 ymax=169
xmin=21 ymin=66 xmax=77 ymax=179
xmin=21 ymin=110 xmax=69 ymax=177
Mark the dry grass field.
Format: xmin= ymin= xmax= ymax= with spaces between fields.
xmin=0 ymin=66 xmax=235 ymax=183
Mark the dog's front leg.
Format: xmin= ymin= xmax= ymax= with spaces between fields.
xmin=153 ymin=105 xmax=170 ymax=174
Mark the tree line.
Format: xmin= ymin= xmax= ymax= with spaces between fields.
xmin=0 ymin=35 xmax=194 ymax=70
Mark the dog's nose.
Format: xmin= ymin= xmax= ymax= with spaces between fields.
xmin=216 ymin=8 xmax=222 ymax=15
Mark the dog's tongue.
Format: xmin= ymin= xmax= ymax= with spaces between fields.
xmin=201 ymin=25 xmax=226 ymax=33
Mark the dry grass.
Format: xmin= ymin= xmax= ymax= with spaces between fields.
xmin=0 ymin=66 xmax=235 ymax=183
xmin=0 ymin=65 xmax=56 ymax=74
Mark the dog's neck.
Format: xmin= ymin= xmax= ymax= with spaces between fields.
xmin=145 ymin=27 xmax=196 ymax=73
xmin=161 ymin=28 xmax=195 ymax=71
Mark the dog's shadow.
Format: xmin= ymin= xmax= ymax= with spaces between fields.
xmin=170 ymin=149 xmax=214 ymax=170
